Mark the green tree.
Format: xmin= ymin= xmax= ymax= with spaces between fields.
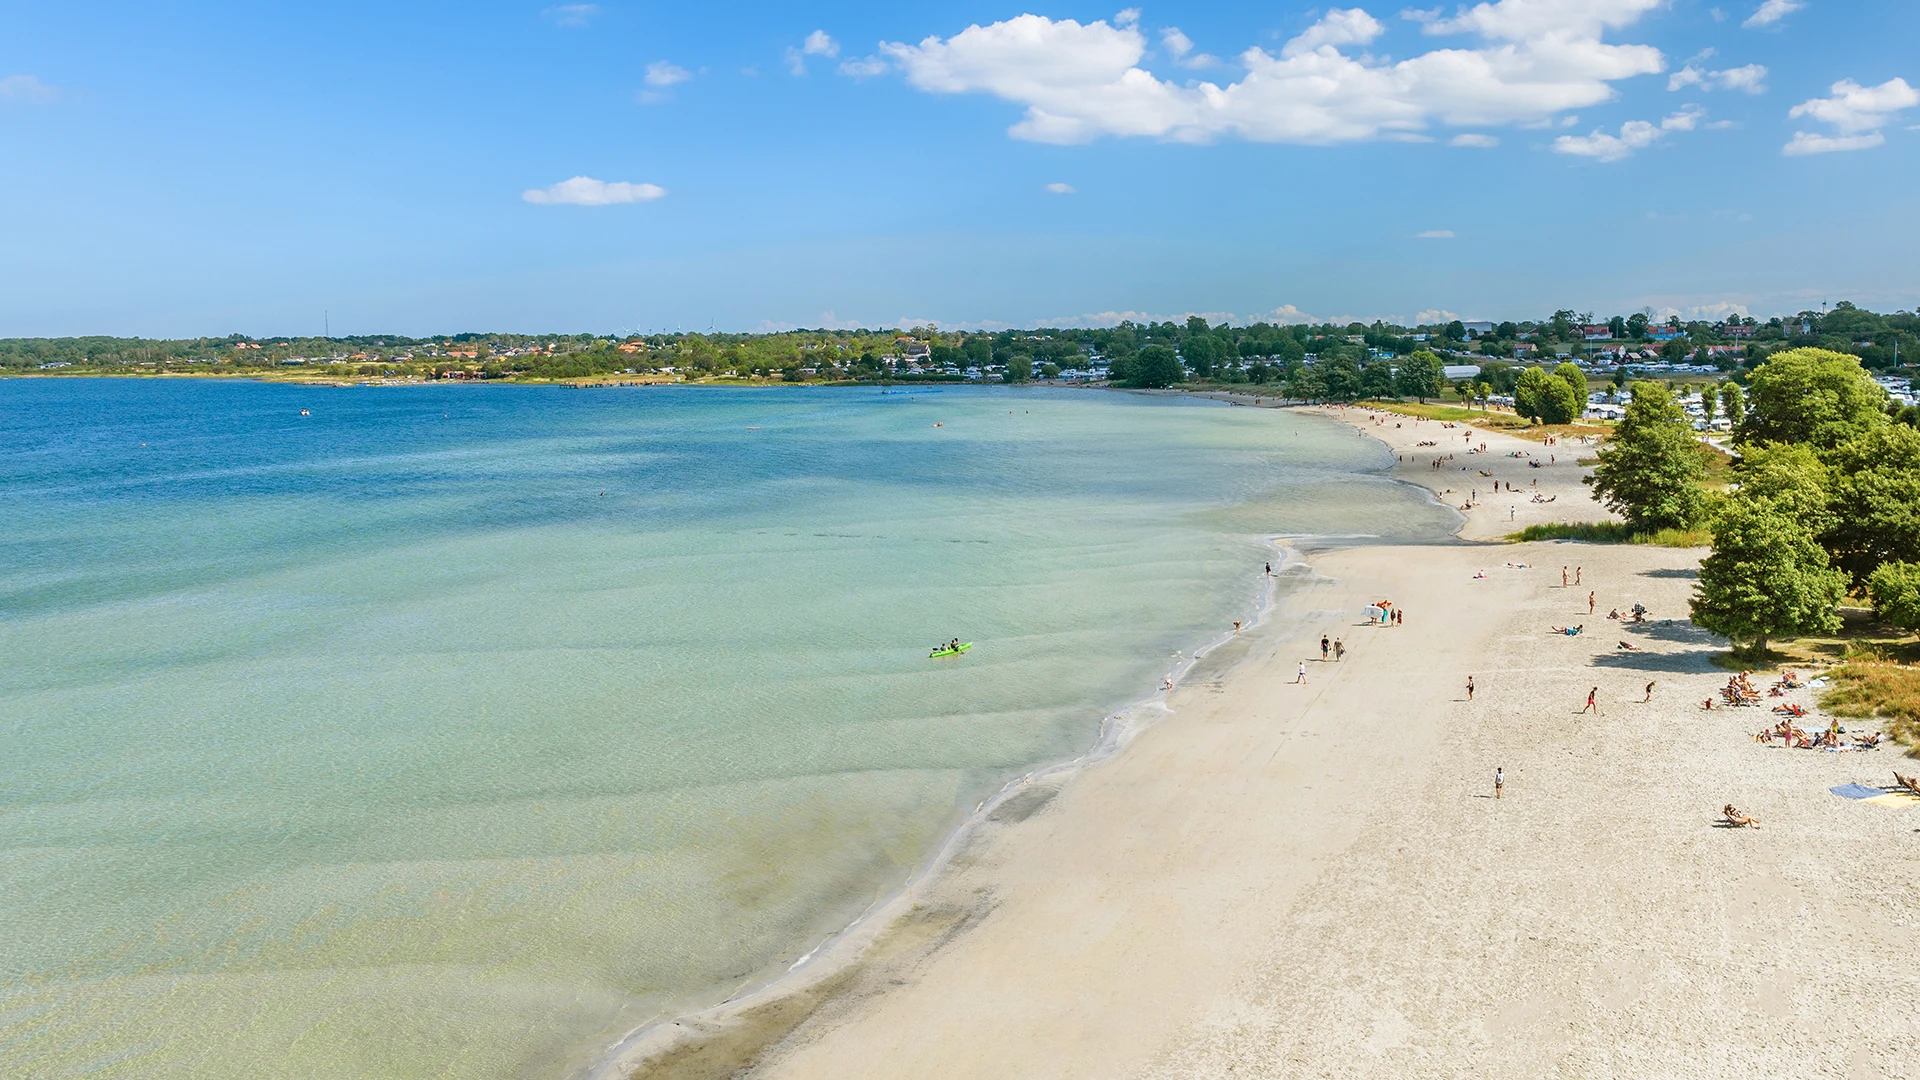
xmin=1515 ymin=366 xmax=1582 ymax=424
xmin=1691 ymin=496 xmax=1847 ymax=656
xmin=1129 ymin=344 xmax=1184 ymax=388
xmin=1733 ymin=442 xmax=1834 ymax=536
xmin=1585 ymin=381 xmax=1707 ymax=530
xmin=1552 ymin=362 xmax=1589 ymax=407
xmin=1822 ymin=424 xmax=1920 ymax=582
xmin=1867 ymin=561 xmax=1920 ymax=630
xmin=1396 ymin=350 xmax=1445 ymax=402
xmin=1719 ymin=382 xmax=1744 ymax=427
xmin=1181 ymin=335 xmax=1216 ymax=378
xmin=1699 ymin=384 xmax=1718 ymax=427
xmin=1320 ymin=353 xmax=1362 ymax=402
xmin=1286 ymin=363 xmax=1325 ymax=401
xmin=1474 ymin=381 xmax=1492 ymax=409
xmin=1737 ymin=347 xmax=1887 ymax=450
xmin=1514 ymin=366 xmax=1553 ymax=422
xmin=1361 ymin=360 xmax=1397 ymax=399
xmin=1004 ymin=354 xmax=1033 ymax=383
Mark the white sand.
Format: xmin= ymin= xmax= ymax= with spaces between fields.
xmin=630 ymin=404 xmax=1920 ymax=1080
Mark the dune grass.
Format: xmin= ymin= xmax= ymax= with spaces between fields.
xmin=1821 ymin=663 xmax=1920 ymax=751
xmin=1507 ymin=522 xmax=1712 ymax=547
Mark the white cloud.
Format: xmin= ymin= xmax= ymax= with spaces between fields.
xmin=1450 ymin=132 xmax=1499 ymax=146
xmin=522 ymin=177 xmax=667 ymax=206
xmin=543 ymin=4 xmax=597 ymax=28
xmin=1417 ymin=309 xmax=1464 ymax=324
xmin=1280 ymin=7 xmax=1384 ymax=57
xmin=1416 ymin=229 xmax=1456 ymax=238
xmin=1160 ymin=28 xmax=1218 ymax=69
xmin=1710 ymin=7 xmax=1728 ymax=21
xmin=839 ymin=55 xmax=890 ymax=78
xmin=1554 ymin=106 xmax=1703 ymax=161
xmin=1668 ymin=62 xmax=1767 ymax=93
xmin=1044 ymin=182 xmax=1078 ymax=193
xmin=0 ymin=74 xmax=56 ymax=103
xmin=1783 ymin=131 xmax=1885 ymax=155
xmin=1784 ymin=77 xmax=1918 ymax=154
xmin=805 ymin=30 xmax=840 ymax=58
xmin=876 ymin=5 xmax=1667 ymax=146
xmin=1742 ymin=0 xmax=1803 ymax=28
xmin=645 ymin=61 xmax=692 ymax=88
xmin=788 ymin=30 xmax=841 ymax=75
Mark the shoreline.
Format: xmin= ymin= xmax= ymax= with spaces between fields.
xmin=580 ymin=535 xmax=1318 ymax=1079
xmin=584 ymin=403 xmax=1491 ymax=1080
xmin=708 ymin=402 xmax=1919 ymax=1080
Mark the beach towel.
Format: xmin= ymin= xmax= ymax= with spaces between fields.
xmin=1863 ymin=792 xmax=1920 ymax=808
xmin=1830 ymin=784 xmax=1882 ymax=799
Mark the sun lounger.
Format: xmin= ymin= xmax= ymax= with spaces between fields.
xmin=1722 ymin=804 xmax=1760 ymax=828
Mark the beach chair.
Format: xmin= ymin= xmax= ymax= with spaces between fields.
xmin=1896 ymin=772 xmax=1920 ymax=797
xmin=1722 ymin=804 xmax=1760 ymax=829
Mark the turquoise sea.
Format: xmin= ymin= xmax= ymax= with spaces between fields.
xmin=0 ymin=380 xmax=1455 ymax=1078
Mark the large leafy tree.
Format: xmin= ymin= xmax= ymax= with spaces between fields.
xmin=1821 ymin=424 xmax=1920 ymax=581
xmin=1129 ymin=344 xmax=1184 ymax=388
xmin=1691 ymin=496 xmax=1847 ymax=656
xmin=1718 ymin=381 xmax=1744 ymax=427
xmin=1868 ymin=562 xmax=1920 ymax=631
xmin=1360 ymin=360 xmax=1397 ymax=399
xmin=1395 ymin=350 xmax=1445 ymax=402
xmin=1733 ymin=442 xmax=1833 ymax=536
xmin=1737 ymin=347 xmax=1887 ymax=450
xmin=1553 ymin=362 xmax=1590 ymax=408
xmin=1515 ymin=365 xmax=1582 ymax=424
xmin=1585 ymin=381 xmax=1707 ymax=530
xmin=1320 ymin=353 xmax=1362 ymax=401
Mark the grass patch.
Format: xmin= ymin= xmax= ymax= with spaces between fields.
xmin=1356 ymin=400 xmax=1614 ymax=442
xmin=1821 ymin=664 xmax=1920 ymax=751
xmin=1507 ymin=522 xmax=1711 ymax=547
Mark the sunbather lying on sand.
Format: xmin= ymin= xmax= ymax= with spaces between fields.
xmin=1551 ymin=625 xmax=1583 ymax=636
xmin=1617 ymin=640 xmax=1640 ymax=650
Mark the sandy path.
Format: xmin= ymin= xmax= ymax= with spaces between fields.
xmin=642 ymin=406 xmax=1918 ymax=1080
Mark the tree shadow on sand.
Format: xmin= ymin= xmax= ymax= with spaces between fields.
xmin=1623 ymin=620 xmax=1723 ymax=645
xmin=1591 ymin=650 xmax=1721 ymax=673
xmin=1641 ymin=567 xmax=1699 ymax=580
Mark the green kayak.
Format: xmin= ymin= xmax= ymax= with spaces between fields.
xmin=929 ymin=642 xmax=973 ymax=658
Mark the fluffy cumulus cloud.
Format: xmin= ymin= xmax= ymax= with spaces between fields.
xmin=1668 ymin=62 xmax=1767 ymax=93
xmin=1784 ymin=77 xmax=1918 ymax=155
xmin=1742 ymin=0 xmax=1803 ymax=29
xmin=1554 ymin=105 xmax=1703 ymax=160
xmin=1450 ymin=132 xmax=1499 ymax=146
xmin=1044 ymin=182 xmax=1078 ymax=193
xmin=874 ymin=1 xmax=1667 ymax=145
xmin=0 ymin=74 xmax=56 ymax=102
xmin=787 ymin=30 xmax=840 ymax=74
xmin=522 ymin=177 xmax=667 ymax=206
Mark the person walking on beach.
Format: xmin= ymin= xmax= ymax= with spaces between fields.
xmin=1467 ymin=675 xmax=1475 ymax=701
xmin=1644 ymin=680 xmax=1656 ymax=703
xmin=1581 ymin=686 xmax=1598 ymax=715
xmin=1266 ymin=561 xmax=1272 ymax=576
xmin=1334 ymin=638 xmax=1345 ymax=662
xmin=1588 ymin=590 xmax=1596 ymax=615
xmin=1321 ymin=635 xmax=1330 ymax=661
xmin=1575 ymin=567 xmax=1583 ymax=586
xmin=1494 ymin=767 xmax=1503 ymax=799
xmin=1562 ymin=566 xmax=1569 ymax=588
xmin=1296 ymin=660 xmax=1307 ymax=684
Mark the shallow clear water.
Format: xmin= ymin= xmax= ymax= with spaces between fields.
xmin=0 ymin=380 xmax=1455 ymax=1078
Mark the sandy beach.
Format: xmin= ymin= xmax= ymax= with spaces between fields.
xmin=625 ymin=404 xmax=1920 ymax=1080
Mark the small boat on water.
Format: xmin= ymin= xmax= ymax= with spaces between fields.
xmin=929 ymin=642 xmax=973 ymax=658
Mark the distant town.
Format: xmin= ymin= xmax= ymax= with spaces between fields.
xmin=4 ymin=304 xmax=1914 ymax=415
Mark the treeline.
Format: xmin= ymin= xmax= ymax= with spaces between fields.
xmin=5 ymin=301 xmax=1916 ymax=383
xmin=1584 ymin=349 xmax=1920 ymax=655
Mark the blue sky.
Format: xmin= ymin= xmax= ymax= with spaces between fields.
xmin=2 ymin=0 xmax=1916 ymax=335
